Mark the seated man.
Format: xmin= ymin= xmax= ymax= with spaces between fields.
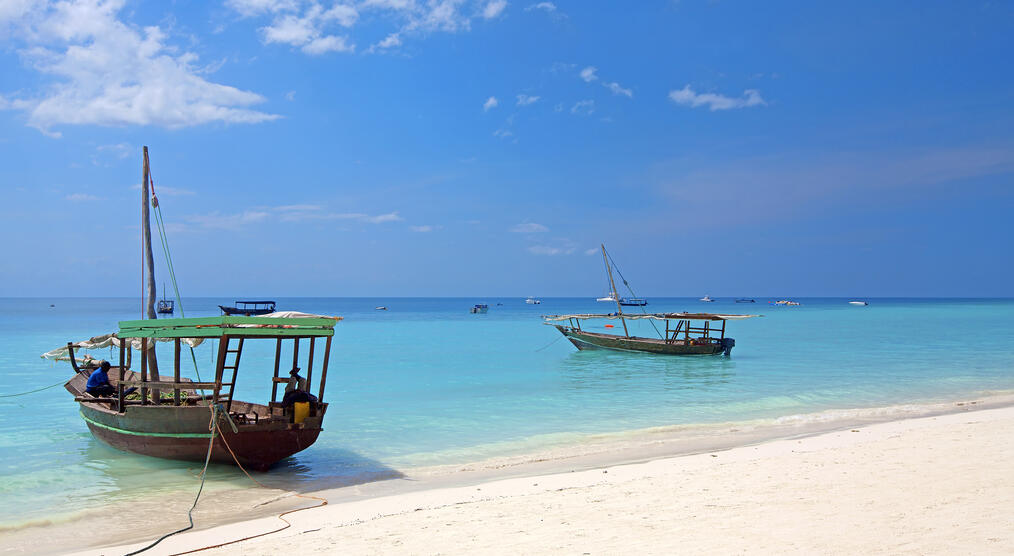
xmin=85 ymin=361 xmax=116 ymax=397
xmin=281 ymin=367 xmax=318 ymax=407
xmin=85 ymin=361 xmax=136 ymax=397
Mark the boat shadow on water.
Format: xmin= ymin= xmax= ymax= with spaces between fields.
xmin=75 ymin=433 xmax=404 ymax=497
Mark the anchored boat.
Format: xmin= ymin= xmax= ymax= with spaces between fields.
xmin=219 ymin=300 xmax=277 ymax=316
xmin=56 ymin=314 xmax=339 ymax=470
xmin=545 ymin=312 xmax=756 ymax=356
xmin=545 ymin=244 xmax=757 ymax=356
xmin=46 ymin=146 xmax=340 ymax=470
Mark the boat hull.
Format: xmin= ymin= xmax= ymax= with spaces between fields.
xmin=219 ymin=305 xmax=274 ymax=316
xmin=78 ymin=402 xmax=324 ymax=471
xmin=554 ymin=325 xmax=730 ymax=356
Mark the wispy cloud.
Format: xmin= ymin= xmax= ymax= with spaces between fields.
xmin=96 ymin=143 xmax=132 ymax=159
xmin=483 ymin=96 xmax=499 ymax=111
xmin=493 ymin=128 xmax=513 ymax=138
xmin=482 ymin=0 xmax=508 ymax=19
xmin=516 ymin=94 xmax=540 ymax=106
xmin=1 ymin=0 xmax=278 ymax=135
xmin=584 ymin=248 xmax=599 ymax=255
xmin=511 ymin=222 xmax=548 ymax=233
xmin=231 ymin=0 xmax=509 ymax=55
xmin=571 ymin=100 xmax=594 ymax=116
xmin=65 ymin=193 xmax=101 ymax=202
xmin=603 ymin=81 xmax=633 ymax=98
xmin=410 ymin=224 xmax=441 ymax=232
xmin=528 ymin=245 xmax=573 ymax=255
xmin=667 ymin=85 xmax=766 ymax=111
xmin=187 ymin=210 xmax=270 ymax=230
xmin=579 ymin=66 xmax=598 ymax=82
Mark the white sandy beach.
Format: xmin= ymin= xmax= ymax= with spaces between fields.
xmin=69 ymin=401 xmax=1014 ymax=556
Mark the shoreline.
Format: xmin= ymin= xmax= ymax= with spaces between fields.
xmin=5 ymin=391 xmax=1011 ymax=555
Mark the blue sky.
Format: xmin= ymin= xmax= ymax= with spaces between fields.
xmin=1 ymin=0 xmax=1012 ymax=297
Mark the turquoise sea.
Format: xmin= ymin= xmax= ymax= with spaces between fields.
xmin=1 ymin=297 xmax=1013 ymax=535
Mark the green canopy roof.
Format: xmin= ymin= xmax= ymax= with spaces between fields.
xmin=118 ymin=315 xmax=340 ymax=339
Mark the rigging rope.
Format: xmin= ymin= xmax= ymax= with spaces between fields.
xmin=602 ymin=246 xmax=663 ymax=340
xmin=147 ymin=168 xmax=206 ymax=392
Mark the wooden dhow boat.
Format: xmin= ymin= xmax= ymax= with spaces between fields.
xmin=544 ymin=312 xmax=756 ymax=356
xmin=55 ymin=314 xmax=340 ymax=470
xmin=45 ymin=146 xmax=340 ymax=470
xmin=545 ymin=244 xmax=758 ymax=356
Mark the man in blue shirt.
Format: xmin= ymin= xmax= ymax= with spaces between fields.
xmin=85 ymin=361 xmax=137 ymax=398
xmin=85 ymin=361 xmax=116 ymax=396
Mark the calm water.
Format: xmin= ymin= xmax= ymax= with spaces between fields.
xmin=1 ymin=297 xmax=1012 ymax=529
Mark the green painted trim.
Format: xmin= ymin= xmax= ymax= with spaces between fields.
xmin=80 ymin=412 xmax=215 ymax=439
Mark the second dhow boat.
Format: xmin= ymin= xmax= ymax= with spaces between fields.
xmin=546 ymin=244 xmax=758 ymax=356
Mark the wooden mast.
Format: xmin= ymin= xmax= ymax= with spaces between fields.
xmin=141 ymin=146 xmax=160 ymax=402
xmin=601 ymin=244 xmax=629 ymax=337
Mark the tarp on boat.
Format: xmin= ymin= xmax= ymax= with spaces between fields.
xmin=40 ymin=333 xmax=205 ymax=361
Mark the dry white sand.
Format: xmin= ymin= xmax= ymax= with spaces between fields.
xmin=79 ymin=403 xmax=1014 ymax=556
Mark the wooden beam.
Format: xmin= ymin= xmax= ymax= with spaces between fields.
xmin=118 ymin=342 xmax=126 ymax=411
xmin=173 ymin=338 xmax=181 ymax=406
xmin=271 ymin=338 xmax=282 ymax=403
xmin=318 ymin=335 xmax=332 ymax=403
xmin=305 ymin=337 xmax=315 ymax=393
xmin=140 ymin=345 xmax=149 ymax=405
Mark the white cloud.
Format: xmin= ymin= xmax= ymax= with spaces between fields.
xmin=285 ymin=90 xmax=296 ymax=101
xmin=233 ymin=0 xmax=509 ymax=55
xmin=579 ymin=66 xmax=598 ymax=82
xmin=410 ymin=224 xmax=441 ymax=232
xmin=65 ymin=193 xmax=101 ymax=202
xmin=570 ymin=99 xmax=594 ymax=115
xmin=603 ymin=81 xmax=633 ymax=98
xmin=188 ymin=210 xmax=270 ymax=230
xmin=667 ymin=85 xmax=766 ymax=111
xmin=372 ymin=32 xmax=402 ymax=50
xmin=483 ymin=96 xmax=499 ymax=111
xmin=260 ymin=4 xmax=355 ymax=54
xmin=511 ymin=222 xmax=548 ymax=233
xmin=96 ymin=142 xmax=131 ymax=159
xmin=525 ymin=2 xmax=556 ymax=12
xmin=302 ymin=34 xmax=354 ymax=54
xmin=493 ymin=128 xmax=513 ymax=138
xmin=482 ymin=0 xmax=507 ymax=19
xmin=528 ymin=245 xmax=573 ymax=255
xmin=584 ymin=248 xmax=598 ymax=255
xmin=225 ymin=0 xmax=299 ymax=17
xmin=516 ymin=94 xmax=539 ymax=106
xmin=1 ymin=0 xmax=278 ymax=135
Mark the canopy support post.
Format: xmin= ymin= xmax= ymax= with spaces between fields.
xmin=318 ymin=336 xmax=332 ymax=404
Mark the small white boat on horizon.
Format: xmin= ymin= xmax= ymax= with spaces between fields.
xmin=525 ymin=296 xmax=542 ymax=305
xmin=849 ymin=301 xmax=869 ymax=306
xmin=700 ymin=295 xmax=714 ymax=302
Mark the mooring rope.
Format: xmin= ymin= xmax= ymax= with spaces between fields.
xmin=534 ymin=334 xmax=565 ymax=352
xmin=0 ymin=380 xmax=67 ymax=398
xmin=125 ymin=405 xmax=218 ymax=555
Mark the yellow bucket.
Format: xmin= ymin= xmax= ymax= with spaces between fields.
xmin=293 ymin=402 xmax=310 ymax=424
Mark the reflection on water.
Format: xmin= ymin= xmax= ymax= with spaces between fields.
xmin=558 ymin=350 xmax=737 ymax=393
